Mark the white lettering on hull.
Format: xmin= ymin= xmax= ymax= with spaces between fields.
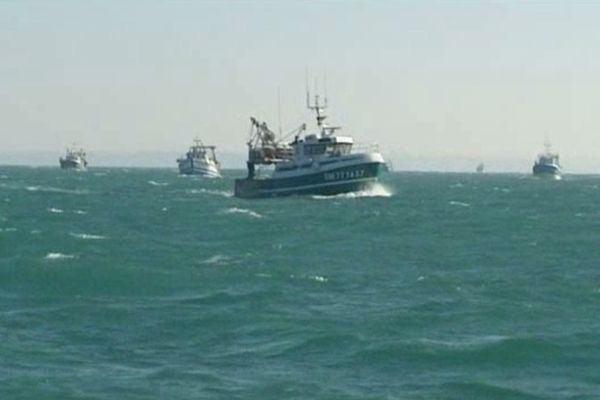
xmin=323 ymin=169 xmax=366 ymax=181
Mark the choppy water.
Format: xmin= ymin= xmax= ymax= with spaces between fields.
xmin=1 ymin=166 xmax=599 ymax=399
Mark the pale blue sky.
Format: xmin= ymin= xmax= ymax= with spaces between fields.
xmin=2 ymin=1 xmax=600 ymax=170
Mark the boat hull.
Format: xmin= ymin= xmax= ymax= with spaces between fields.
xmin=59 ymin=158 xmax=86 ymax=170
xmin=177 ymin=158 xmax=220 ymax=177
xmin=533 ymin=163 xmax=561 ymax=179
xmin=234 ymin=161 xmax=382 ymax=198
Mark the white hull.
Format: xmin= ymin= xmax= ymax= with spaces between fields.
xmin=177 ymin=158 xmax=220 ymax=177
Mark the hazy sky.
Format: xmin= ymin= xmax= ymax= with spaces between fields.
xmin=2 ymin=1 xmax=600 ymax=170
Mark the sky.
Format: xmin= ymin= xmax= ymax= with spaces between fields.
xmin=2 ymin=0 xmax=600 ymax=171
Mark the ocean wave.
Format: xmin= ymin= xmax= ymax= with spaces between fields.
xmin=0 ymin=227 xmax=17 ymax=233
xmin=222 ymin=207 xmax=263 ymax=218
xmin=73 ymin=209 xmax=88 ymax=215
xmin=438 ymin=381 xmax=543 ymax=399
xmin=69 ymin=232 xmax=107 ymax=240
xmin=187 ymin=188 xmax=232 ymax=198
xmin=311 ymin=183 xmax=393 ymax=199
xmin=449 ymin=200 xmax=470 ymax=207
xmin=200 ymin=254 xmax=233 ymax=265
xmin=148 ymin=180 xmax=169 ymax=187
xmin=44 ymin=252 xmax=77 ymax=260
xmin=289 ymin=274 xmax=329 ymax=283
xmin=48 ymin=207 xmax=64 ymax=214
xmin=26 ymin=186 xmax=89 ymax=195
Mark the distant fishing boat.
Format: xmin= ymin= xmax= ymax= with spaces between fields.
xmin=533 ymin=142 xmax=561 ymax=179
xmin=476 ymin=162 xmax=484 ymax=173
xmin=177 ymin=139 xmax=221 ymax=177
xmin=234 ymin=91 xmax=385 ymax=198
xmin=59 ymin=146 xmax=87 ymax=170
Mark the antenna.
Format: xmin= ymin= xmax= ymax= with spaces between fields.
xmin=305 ymin=68 xmax=310 ymax=109
xmin=277 ymin=86 xmax=282 ymax=137
xmin=324 ymin=70 xmax=328 ymax=108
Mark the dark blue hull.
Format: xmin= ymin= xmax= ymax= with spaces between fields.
xmin=533 ymin=163 xmax=561 ymax=178
xmin=234 ymin=162 xmax=382 ymax=198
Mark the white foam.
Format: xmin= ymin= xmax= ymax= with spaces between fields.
xmin=27 ymin=186 xmax=89 ymax=195
xmin=187 ymin=188 xmax=232 ymax=198
xmin=73 ymin=210 xmax=88 ymax=215
xmin=44 ymin=252 xmax=77 ymax=260
xmin=69 ymin=232 xmax=106 ymax=240
xmin=148 ymin=180 xmax=169 ymax=187
xmin=222 ymin=207 xmax=263 ymax=218
xmin=449 ymin=201 xmax=470 ymax=207
xmin=419 ymin=335 xmax=508 ymax=349
xmin=200 ymin=254 xmax=232 ymax=265
xmin=48 ymin=207 xmax=64 ymax=213
xmin=312 ymin=183 xmax=393 ymax=199
xmin=0 ymin=227 xmax=17 ymax=233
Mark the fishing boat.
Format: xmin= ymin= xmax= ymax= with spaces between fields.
xmin=177 ymin=139 xmax=221 ymax=177
xmin=234 ymin=92 xmax=385 ymax=198
xmin=59 ymin=146 xmax=88 ymax=170
xmin=533 ymin=142 xmax=561 ymax=179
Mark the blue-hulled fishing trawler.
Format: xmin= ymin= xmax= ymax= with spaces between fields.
xmin=59 ymin=146 xmax=88 ymax=170
xmin=234 ymin=93 xmax=385 ymax=198
xmin=533 ymin=142 xmax=561 ymax=179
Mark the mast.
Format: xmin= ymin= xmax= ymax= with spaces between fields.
xmin=306 ymin=76 xmax=328 ymax=131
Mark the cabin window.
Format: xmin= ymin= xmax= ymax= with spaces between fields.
xmin=326 ymin=143 xmax=352 ymax=155
xmin=305 ymin=144 xmax=326 ymax=155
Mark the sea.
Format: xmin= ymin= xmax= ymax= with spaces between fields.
xmin=0 ymin=166 xmax=599 ymax=400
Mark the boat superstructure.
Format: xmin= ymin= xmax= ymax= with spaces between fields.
xmin=533 ymin=142 xmax=561 ymax=179
xmin=59 ymin=146 xmax=88 ymax=170
xmin=234 ymin=92 xmax=385 ymax=198
xmin=177 ymin=139 xmax=221 ymax=177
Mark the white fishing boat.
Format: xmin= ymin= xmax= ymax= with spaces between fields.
xmin=177 ymin=139 xmax=221 ymax=177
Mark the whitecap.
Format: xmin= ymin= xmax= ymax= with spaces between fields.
xmin=290 ymin=274 xmax=329 ymax=283
xmin=187 ymin=188 xmax=232 ymax=198
xmin=69 ymin=232 xmax=106 ymax=240
xmin=148 ymin=180 xmax=169 ymax=187
xmin=48 ymin=207 xmax=64 ymax=213
xmin=222 ymin=207 xmax=263 ymax=218
xmin=73 ymin=210 xmax=88 ymax=215
xmin=0 ymin=227 xmax=17 ymax=233
xmin=200 ymin=255 xmax=233 ymax=265
xmin=44 ymin=253 xmax=77 ymax=260
xmin=312 ymin=183 xmax=393 ymax=199
xmin=449 ymin=201 xmax=470 ymax=207
xmin=419 ymin=335 xmax=508 ymax=350
xmin=27 ymin=186 xmax=89 ymax=195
